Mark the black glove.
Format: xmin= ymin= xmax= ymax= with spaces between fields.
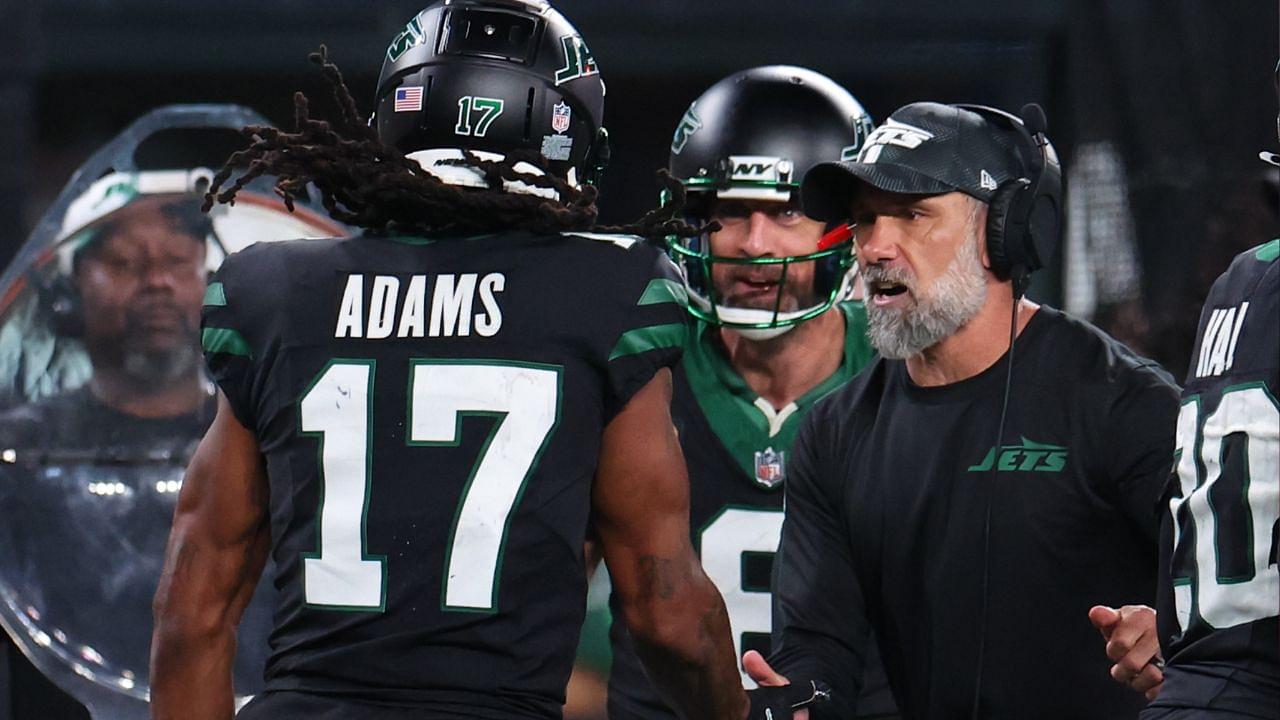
xmin=746 ymin=680 xmax=832 ymax=720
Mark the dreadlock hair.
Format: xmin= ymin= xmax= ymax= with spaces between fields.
xmin=204 ymin=46 xmax=710 ymax=244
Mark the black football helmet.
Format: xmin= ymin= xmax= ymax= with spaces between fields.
xmin=666 ymin=66 xmax=874 ymax=336
xmin=374 ymin=0 xmax=608 ymax=186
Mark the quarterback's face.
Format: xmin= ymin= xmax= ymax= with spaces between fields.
xmin=705 ymin=197 xmax=826 ymax=312
xmin=76 ymin=200 xmax=207 ymax=356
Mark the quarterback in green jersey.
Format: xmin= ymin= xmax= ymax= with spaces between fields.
xmin=605 ymin=66 xmax=899 ymax=720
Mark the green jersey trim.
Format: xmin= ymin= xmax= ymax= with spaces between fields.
xmin=1255 ymin=239 xmax=1279 ymax=262
xmin=681 ymin=301 xmax=875 ymax=484
xmin=610 ymin=323 xmax=687 ymax=361
xmin=203 ymin=282 xmax=227 ymax=307
xmin=638 ymin=278 xmax=689 ymax=307
xmin=202 ymin=327 xmax=253 ymax=359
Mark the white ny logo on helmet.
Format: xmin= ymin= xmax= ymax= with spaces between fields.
xmin=859 ymin=119 xmax=935 ymax=164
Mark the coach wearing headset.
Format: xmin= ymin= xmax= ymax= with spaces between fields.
xmin=742 ymin=103 xmax=1181 ymax=719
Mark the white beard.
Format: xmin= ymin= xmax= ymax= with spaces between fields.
xmin=863 ymin=229 xmax=988 ymax=360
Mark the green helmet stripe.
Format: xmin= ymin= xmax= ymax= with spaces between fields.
xmin=637 ymin=278 xmax=688 ymax=306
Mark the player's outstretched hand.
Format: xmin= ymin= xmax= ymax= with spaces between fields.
xmin=742 ymin=650 xmax=830 ymax=720
xmin=1088 ymin=604 xmax=1163 ymax=700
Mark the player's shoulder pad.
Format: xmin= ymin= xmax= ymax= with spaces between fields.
xmin=215 ymin=237 xmax=343 ymax=281
xmin=1249 ymin=238 xmax=1279 ymax=265
xmin=1200 ymin=238 xmax=1280 ymax=312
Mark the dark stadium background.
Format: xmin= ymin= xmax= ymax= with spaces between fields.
xmin=0 ymin=0 xmax=1275 ymax=717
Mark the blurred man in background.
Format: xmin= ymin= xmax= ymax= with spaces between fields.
xmin=1 ymin=178 xmax=215 ymax=450
xmin=0 ymin=175 xmax=218 ymax=720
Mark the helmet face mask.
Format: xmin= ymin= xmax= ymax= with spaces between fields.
xmin=667 ymin=233 xmax=857 ymax=338
xmin=374 ymin=0 xmax=607 ymax=185
xmin=664 ymin=65 xmax=872 ymax=335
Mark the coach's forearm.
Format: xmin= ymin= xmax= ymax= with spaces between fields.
xmin=621 ymin=556 xmax=749 ymax=720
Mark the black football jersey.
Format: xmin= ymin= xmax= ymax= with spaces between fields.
xmin=770 ymin=306 xmax=1181 ymax=720
xmin=1148 ymin=240 xmax=1280 ymax=717
xmin=201 ymin=231 xmax=686 ymax=720
xmin=607 ymin=302 xmax=899 ymax=719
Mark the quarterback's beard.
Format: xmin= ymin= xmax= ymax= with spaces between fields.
xmin=863 ymin=228 xmax=988 ymax=360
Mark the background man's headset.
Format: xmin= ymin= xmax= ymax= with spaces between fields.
xmin=949 ymin=102 xmax=1062 ymax=719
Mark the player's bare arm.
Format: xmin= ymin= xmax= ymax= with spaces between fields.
xmin=151 ymin=393 xmax=270 ymax=720
xmin=593 ymin=368 xmax=748 ymax=720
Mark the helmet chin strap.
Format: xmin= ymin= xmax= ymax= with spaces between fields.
xmin=710 ymin=304 xmax=809 ymax=340
xmin=731 ymin=324 xmax=796 ymax=341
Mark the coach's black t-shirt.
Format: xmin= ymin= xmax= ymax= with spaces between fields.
xmin=770 ymin=305 xmax=1181 ymax=720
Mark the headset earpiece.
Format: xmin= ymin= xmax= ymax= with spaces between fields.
xmin=984 ymin=178 xmax=1030 ymax=282
xmin=32 ymin=271 xmax=85 ymax=338
xmin=951 ymin=103 xmax=1062 ymax=298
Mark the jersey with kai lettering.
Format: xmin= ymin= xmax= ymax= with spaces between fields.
xmin=201 ymin=231 xmax=687 ymax=720
xmin=769 ymin=306 xmax=1182 ymax=720
xmin=607 ymin=302 xmax=901 ymax=720
xmin=1145 ymin=239 xmax=1280 ymax=719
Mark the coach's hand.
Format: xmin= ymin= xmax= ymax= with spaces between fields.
xmin=743 ymin=650 xmax=830 ymax=720
xmin=1088 ymin=604 xmax=1163 ymax=700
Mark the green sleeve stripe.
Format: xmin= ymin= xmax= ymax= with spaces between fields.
xmin=1255 ymin=239 xmax=1279 ymax=262
xmin=202 ymin=327 xmax=252 ymax=359
xmin=637 ymin=278 xmax=688 ymax=307
xmin=203 ymin=282 xmax=227 ymax=307
xmin=609 ymin=323 xmax=686 ymax=361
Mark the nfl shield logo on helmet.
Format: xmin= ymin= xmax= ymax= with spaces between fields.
xmin=754 ymin=447 xmax=786 ymax=489
xmin=552 ymin=102 xmax=572 ymax=134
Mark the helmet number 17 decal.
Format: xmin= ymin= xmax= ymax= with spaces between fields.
xmin=455 ymin=97 xmax=505 ymax=138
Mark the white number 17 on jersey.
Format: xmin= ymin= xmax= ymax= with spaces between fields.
xmin=299 ymin=360 xmax=560 ymax=612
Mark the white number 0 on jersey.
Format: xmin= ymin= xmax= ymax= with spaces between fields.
xmin=1170 ymin=383 xmax=1279 ymax=631
xmin=299 ymin=360 xmax=559 ymax=612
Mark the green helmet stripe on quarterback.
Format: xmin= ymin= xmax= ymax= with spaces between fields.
xmin=663 ymin=65 xmax=872 ymax=335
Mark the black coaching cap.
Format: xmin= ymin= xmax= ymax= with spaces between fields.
xmin=801 ymin=102 xmax=1028 ymax=222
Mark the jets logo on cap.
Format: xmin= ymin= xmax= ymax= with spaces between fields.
xmin=859 ymin=119 xmax=935 ymax=164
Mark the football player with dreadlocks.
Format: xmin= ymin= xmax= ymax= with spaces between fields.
xmin=604 ymin=66 xmax=897 ymax=720
xmin=147 ymin=3 xmax=809 ymax=719
xmin=1090 ymin=62 xmax=1280 ymax=719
